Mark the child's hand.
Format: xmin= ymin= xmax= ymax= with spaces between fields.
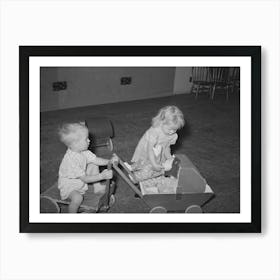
xmin=100 ymin=169 xmax=113 ymax=180
xmin=110 ymin=154 xmax=119 ymax=165
xmin=152 ymin=164 xmax=164 ymax=172
xmin=163 ymin=157 xmax=174 ymax=171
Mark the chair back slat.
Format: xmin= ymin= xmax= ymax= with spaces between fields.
xmin=230 ymin=67 xmax=240 ymax=81
xmin=210 ymin=67 xmax=230 ymax=83
xmin=192 ymin=67 xmax=210 ymax=82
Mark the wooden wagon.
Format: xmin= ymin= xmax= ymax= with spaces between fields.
xmin=113 ymin=154 xmax=214 ymax=213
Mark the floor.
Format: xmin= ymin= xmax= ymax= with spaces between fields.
xmin=40 ymin=91 xmax=240 ymax=213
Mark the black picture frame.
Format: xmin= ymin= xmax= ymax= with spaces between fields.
xmin=20 ymin=46 xmax=261 ymax=233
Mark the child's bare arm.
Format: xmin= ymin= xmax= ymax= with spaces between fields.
xmin=164 ymin=146 xmax=172 ymax=159
xmin=164 ymin=134 xmax=178 ymax=159
xmin=147 ymin=143 xmax=163 ymax=171
xmin=91 ymin=154 xmax=119 ymax=166
xmin=91 ymin=157 xmax=110 ymax=166
xmin=79 ymin=169 xmax=113 ymax=183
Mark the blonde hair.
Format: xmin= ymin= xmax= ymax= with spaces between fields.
xmin=58 ymin=122 xmax=88 ymax=147
xmin=152 ymin=105 xmax=185 ymax=129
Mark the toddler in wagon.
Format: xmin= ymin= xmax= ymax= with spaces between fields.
xmin=58 ymin=122 xmax=118 ymax=213
xmin=130 ymin=105 xmax=185 ymax=182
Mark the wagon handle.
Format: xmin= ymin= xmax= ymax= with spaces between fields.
xmin=100 ymin=161 xmax=113 ymax=209
xmin=115 ymin=156 xmax=138 ymax=183
xmin=106 ymin=161 xmax=112 ymax=189
xmin=111 ymin=154 xmax=143 ymax=198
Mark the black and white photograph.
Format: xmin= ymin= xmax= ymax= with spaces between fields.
xmin=20 ymin=46 xmax=261 ymax=233
xmin=40 ymin=66 xmax=238 ymax=214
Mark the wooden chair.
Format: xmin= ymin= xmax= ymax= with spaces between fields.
xmin=209 ymin=67 xmax=231 ymax=100
xmin=191 ymin=67 xmax=212 ymax=98
xmin=229 ymin=67 xmax=240 ymax=94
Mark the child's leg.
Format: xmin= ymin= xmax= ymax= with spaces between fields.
xmin=86 ymin=163 xmax=106 ymax=194
xmin=133 ymin=163 xmax=164 ymax=182
xmin=68 ymin=191 xmax=83 ymax=213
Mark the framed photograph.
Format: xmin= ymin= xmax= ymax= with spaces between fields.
xmin=20 ymin=46 xmax=261 ymax=233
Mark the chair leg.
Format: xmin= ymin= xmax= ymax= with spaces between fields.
xmin=211 ymin=85 xmax=216 ymax=99
xmin=195 ymin=85 xmax=200 ymax=99
xmin=226 ymin=86 xmax=229 ymax=100
xmin=190 ymin=84 xmax=194 ymax=95
xmin=208 ymin=86 xmax=212 ymax=98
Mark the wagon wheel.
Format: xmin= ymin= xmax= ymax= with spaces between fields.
xmin=109 ymin=194 xmax=116 ymax=206
xmin=185 ymin=205 xmax=203 ymax=213
xmin=149 ymin=206 xmax=167 ymax=213
xmin=79 ymin=207 xmax=97 ymax=214
xmin=40 ymin=196 xmax=60 ymax=213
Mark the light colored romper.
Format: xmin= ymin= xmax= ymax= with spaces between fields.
xmin=58 ymin=149 xmax=97 ymax=200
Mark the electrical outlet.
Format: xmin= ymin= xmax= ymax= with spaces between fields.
xmin=120 ymin=77 xmax=132 ymax=85
xmin=53 ymin=81 xmax=67 ymax=91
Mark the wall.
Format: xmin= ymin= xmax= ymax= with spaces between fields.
xmin=40 ymin=67 xmax=59 ymax=111
xmin=173 ymin=67 xmax=193 ymax=94
xmin=40 ymin=67 xmax=176 ymax=111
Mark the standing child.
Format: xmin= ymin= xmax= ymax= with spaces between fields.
xmin=131 ymin=105 xmax=185 ymax=182
xmin=58 ymin=122 xmax=117 ymax=213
